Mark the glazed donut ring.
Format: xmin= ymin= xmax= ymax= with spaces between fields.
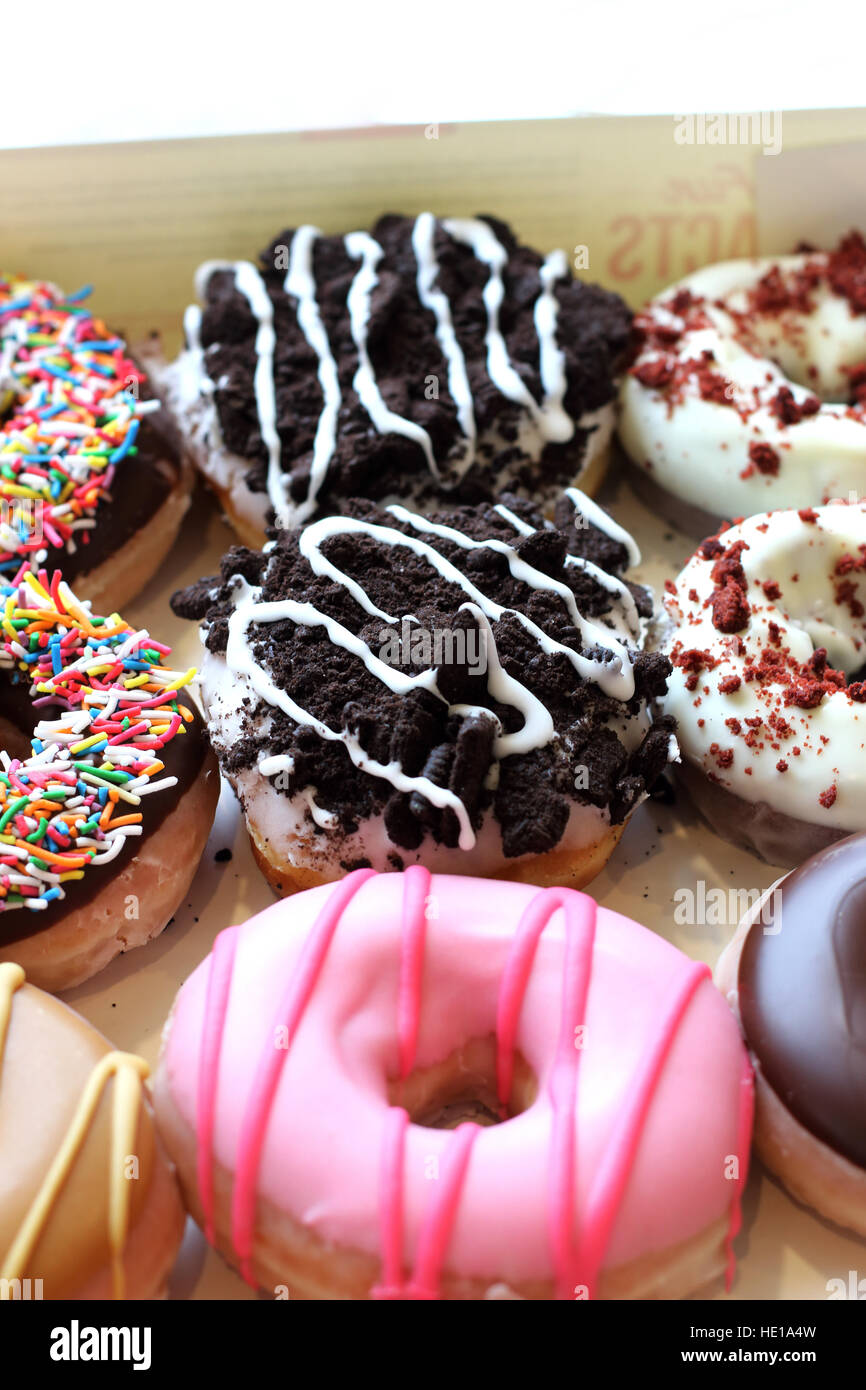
xmin=658 ymin=501 xmax=866 ymax=866
xmin=0 ymin=275 xmax=192 ymax=611
xmin=0 ymin=571 xmax=218 ymax=992
xmin=716 ymin=833 xmax=866 ymax=1236
xmin=0 ymin=963 xmax=184 ymax=1299
xmin=619 ymin=236 xmax=866 ymax=532
xmin=154 ymin=869 xmax=753 ymax=1300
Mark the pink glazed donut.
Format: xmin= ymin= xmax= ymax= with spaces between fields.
xmin=153 ymin=869 xmax=753 ymax=1300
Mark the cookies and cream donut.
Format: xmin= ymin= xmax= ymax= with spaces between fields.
xmin=171 ymin=489 xmax=674 ymax=893
xmin=716 ymin=833 xmax=866 ymax=1236
xmin=619 ymin=234 xmax=866 ymax=533
xmin=156 ymin=215 xmax=631 ymax=545
xmin=0 ymin=571 xmax=219 ymax=992
xmin=0 ymin=275 xmax=192 ymax=611
xmin=0 ymin=962 xmax=184 ymax=1298
xmin=658 ymin=501 xmax=866 ymax=866
xmin=154 ymin=869 xmax=754 ymax=1300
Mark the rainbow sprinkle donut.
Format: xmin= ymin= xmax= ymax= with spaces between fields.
xmin=0 ymin=275 xmax=191 ymax=611
xmin=0 ymin=566 xmax=218 ymax=991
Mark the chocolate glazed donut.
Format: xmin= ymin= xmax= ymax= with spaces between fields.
xmin=0 ymin=692 xmax=212 ymax=942
xmin=716 ymin=832 xmax=866 ymax=1235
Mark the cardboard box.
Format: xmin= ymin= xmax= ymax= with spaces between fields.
xmin=4 ymin=111 xmax=865 ymax=1302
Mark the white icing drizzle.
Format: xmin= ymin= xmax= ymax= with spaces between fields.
xmin=493 ymin=501 xmax=641 ymax=634
xmin=227 ymin=580 xmax=476 ymax=848
xmin=412 ymin=212 xmax=477 ymax=477
xmin=344 ymin=231 xmax=441 ymax=479
xmin=534 ymin=250 xmax=574 ymax=441
xmin=442 ymin=218 xmax=574 ymax=444
xmin=565 ymin=486 xmax=642 ymax=567
xmin=299 ymin=511 xmax=634 ymax=697
xmin=283 ymin=226 xmax=342 ymax=524
xmin=492 ymin=501 xmax=534 ymax=536
xmin=197 ymin=260 xmax=288 ymax=523
xmin=383 ymin=504 xmax=636 ymax=698
xmin=183 ymin=304 xmax=204 ymax=371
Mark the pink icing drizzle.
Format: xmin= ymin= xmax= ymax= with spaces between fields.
xmin=405 ymin=1122 xmax=481 ymax=1299
xmin=373 ymin=863 xmax=485 ymax=1299
xmin=228 ymin=867 xmax=375 ymax=1284
xmin=496 ymin=887 xmax=597 ymax=1298
xmin=576 ymin=957 xmax=709 ymax=1296
xmin=371 ymin=1106 xmax=410 ymax=1299
xmin=196 ymin=924 xmax=240 ymax=1244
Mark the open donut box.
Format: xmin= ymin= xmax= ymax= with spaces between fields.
xmin=5 ymin=107 xmax=866 ymax=1301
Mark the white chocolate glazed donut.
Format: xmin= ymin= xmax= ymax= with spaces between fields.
xmin=154 ymin=870 xmax=754 ymax=1301
xmin=659 ymin=501 xmax=866 ymax=865
xmin=619 ymin=236 xmax=866 ymax=527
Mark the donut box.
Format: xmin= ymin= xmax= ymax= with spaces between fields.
xmin=3 ymin=110 xmax=866 ymax=1300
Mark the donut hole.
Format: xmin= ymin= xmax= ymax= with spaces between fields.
xmin=731 ymin=301 xmax=866 ymax=404
xmin=388 ymin=1035 xmax=537 ymax=1130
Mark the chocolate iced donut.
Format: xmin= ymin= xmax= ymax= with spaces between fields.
xmin=0 ymin=574 xmax=219 ymax=993
xmin=156 ymin=215 xmax=632 ymax=544
xmin=0 ymin=276 xmax=192 ymax=611
xmin=716 ymin=832 xmax=866 ymax=1235
xmin=172 ymin=489 xmax=674 ymax=893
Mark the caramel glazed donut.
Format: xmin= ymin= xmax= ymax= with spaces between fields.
xmin=154 ymin=870 xmax=754 ymax=1300
xmin=171 ymin=489 xmax=675 ymax=893
xmin=716 ymin=832 xmax=866 ymax=1237
xmin=0 ymin=275 xmax=193 ymax=611
xmin=657 ymin=500 xmax=866 ymax=868
xmin=150 ymin=214 xmax=632 ymax=547
xmin=0 ymin=963 xmax=184 ymax=1299
xmin=618 ymin=232 xmax=866 ymax=535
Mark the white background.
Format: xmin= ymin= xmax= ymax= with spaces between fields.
xmin=2 ymin=0 xmax=863 ymax=149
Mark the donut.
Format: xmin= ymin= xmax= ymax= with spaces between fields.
xmin=153 ymin=215 xmax=631 ymax=545
xmin=154 ymin=869 xmax=754 ymax=1300
xmin=0 ymin=275 xmax=192 ymax=611
xmin=618 ymin=233 xmax=866 ymax=534
xmin=0 ymin=569 xmax=219 ymax=992
xmin=0 ymin=962 xmax=184 ymax=1298
xmin=170 ymin=490 xmax=674 ymax=893
xmin=716 ymin=833 xmax=866 ymax=1236
xmin=657 ymin=500 xmax=866 ymax=867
